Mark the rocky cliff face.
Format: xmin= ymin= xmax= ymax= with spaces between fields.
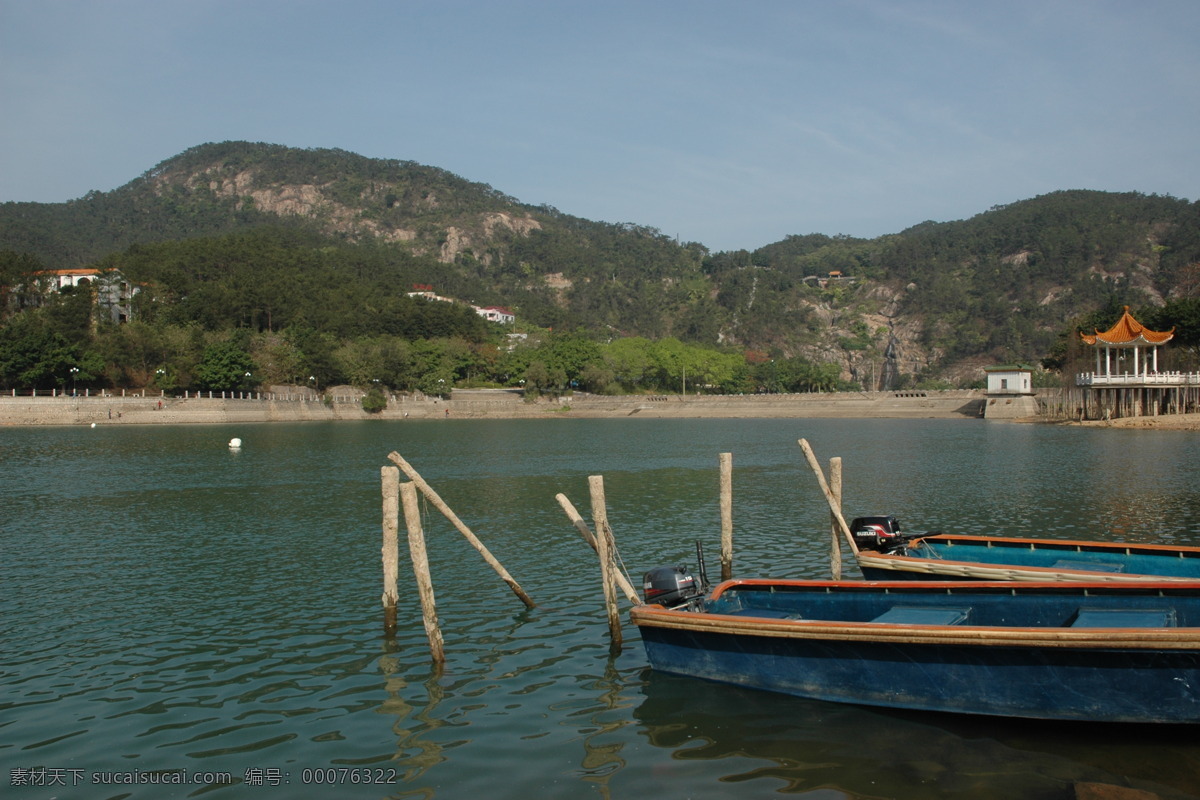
xmin=155 ymin=160 xmax=543 ymax=262
xmin=784 ymin=281 xmax=946 ymax=389
xmin=439 ymin=212 xmax=542 ymax=264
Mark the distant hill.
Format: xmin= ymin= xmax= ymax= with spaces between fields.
xmin=2 ymin=140 xmax=1197 ymax=385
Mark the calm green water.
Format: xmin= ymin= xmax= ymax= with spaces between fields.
xmin=3 ymin=418 xmax=1200 ymax=799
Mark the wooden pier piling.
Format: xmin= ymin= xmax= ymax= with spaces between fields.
xmin=719 ymin=452 xmax=733 ymax=581
xmin=588 ymin=475 xmax=623 ymax=650
xmin=387 ymin=452 xmax=535 ymax=609
xmin=381 ymin=466 xmax=401 ymax=634
xmin=829 ymin=456 xmax=843 ymax=580
xmin=798 ymin=439 xmax=858 ymax=554
xmin=399 ymin=481 xmax=445 ymax=663
xmin=555 ymin=493 xmax=640 ymax=604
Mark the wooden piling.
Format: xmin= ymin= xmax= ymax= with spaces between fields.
xmin=399 ymin=481 xmax=445 ymax=663
xmin=588 ymin=475 xmax=623 ymax=650
xmin=381 ymin=466 xmax=401 ymax=634
xmin=829 ymin=456 xmax=843 ymax=580
xmin=555 ymin=493 xmax=641 ymax=605
xmin=798 ymin=439 xmax=859 ymax=554
xmin=719 ymin=452 xmax=733 ymax=581
xmin=387 ymin=452 xmax=535 ymax=609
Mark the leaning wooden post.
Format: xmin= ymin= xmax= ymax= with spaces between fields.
xmin=829 ymin=456 xmax=843 ymax=580
xmin=399 ymin=481 xmax=445 ymax=663
xmin=588 ymin=475 xmax=623 ymax=650
xmin=387 ymin=452 xmax=535 ymax=609
xmin=555 ymin=493 xmax=641 ymax=605
xmin=798 ymin=439 xmax=859 ymax=555
xmin=381 ymin=466 xmax=401 ymax=634
xmin=719 ymin=452 xmax=733 ymax=581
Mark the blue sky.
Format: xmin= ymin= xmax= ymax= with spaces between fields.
xmin=2 ymin=0 xmax=1198 ymax=252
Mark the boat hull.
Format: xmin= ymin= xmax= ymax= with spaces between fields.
xmin=632 ymin=580 xmax=1200 ymax=723
xmin=857 ymin=534 xmax=1200 ymax=582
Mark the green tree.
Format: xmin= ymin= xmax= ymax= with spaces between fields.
xmin=603 ymin=337 xmax=655 ymax=389
xmin=361 ymin=385 xmax=388 ymax=413
xmin=578 ymin=362 xmax=616 ymax=393
xmin=193 ymin=336 xmax=257 ymax=391
xmin=0 ymin=314 xmax=79 ymax=389
xmin=523 ymin=360 xmax=565 ymax=395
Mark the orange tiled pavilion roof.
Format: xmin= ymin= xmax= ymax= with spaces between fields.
xmin=1080 ymin=306 xmax=1174 ymax=346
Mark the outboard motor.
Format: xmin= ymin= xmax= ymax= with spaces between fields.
xmin=642 ymin=565 xmax=703 ymax=609
xmin=849 ymin=515 xmax=906 ymax=553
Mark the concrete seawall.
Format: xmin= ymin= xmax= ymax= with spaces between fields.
xmin=0 ymin=389 xmax=987 ymax=426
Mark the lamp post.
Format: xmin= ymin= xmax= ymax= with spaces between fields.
xmin=69 ymin=367 xmax=79 ymax=396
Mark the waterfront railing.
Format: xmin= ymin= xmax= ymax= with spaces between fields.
xmin=1076 ymin=371 xmax=1200 ymax=387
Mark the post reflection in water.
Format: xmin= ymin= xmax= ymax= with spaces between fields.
xmin=577 ymin=657 xmax=631 ymax=798
xmin=377 ymin=640 xmax=446 ymax=789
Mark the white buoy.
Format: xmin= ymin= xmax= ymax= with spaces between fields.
xmin=229 ymin=437 xmax=242 ymax=449
xmin=90 ymin=422 xmax=97 ymax=428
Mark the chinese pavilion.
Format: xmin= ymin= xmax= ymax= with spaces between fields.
xmin=1080 ymin=306 xmax=1174 ymax=379
xmin=1076 ymin=306 xmax=1197 ymax=418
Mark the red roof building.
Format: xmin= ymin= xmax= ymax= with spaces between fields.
xmin=1079 ymin=307 xmax=1174 ymax=381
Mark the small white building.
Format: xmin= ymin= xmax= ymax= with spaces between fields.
xmin=984 ymin=364 xmax=1033 ymax=395
xmin=406 ymin=285 xmax=515 ymax=324
xmin=475 ymin=306 xmax=515 ymax=324
xmin=16 ymin=268 xmax=138 ymax=323
xmin=983 ymin=364 xmax=1037 ymax=419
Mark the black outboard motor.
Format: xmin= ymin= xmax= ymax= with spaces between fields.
xmin=849 ymin=515 xmax=906 ymax=553
xmin=642 ymin=565 xmax=702 ymax=608
xmin=643 ymin=542 xmax=710 ymax=610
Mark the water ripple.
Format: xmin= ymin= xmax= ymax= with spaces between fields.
xmin=3 ymin=421 xmax=1200 ymax=799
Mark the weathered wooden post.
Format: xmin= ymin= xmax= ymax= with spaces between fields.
xmin=719 ymin=452 xmax=733 ymax=581
xmin=829 ymin=456 xmax=843 ymax=580
xmin=381 ymin=466 xmax=401 ymax=634
xmin=589 ymin=475 xmax=623 ymax=651
xmin=798 ymin=439 xmax=858 ymax=554
xmin=387 ymin=452 xmax=535 ymax=609
xmin=399 ymin=481 xmax=445 ymax=663
xmin=555 ymin=493 xmax=641 ymax=604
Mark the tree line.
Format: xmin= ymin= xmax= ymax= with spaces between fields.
xmin=4 ymin=139 xmax=1200 ymax=390
xmin=0 ymin=297 xmax=851 ymax=399
xmin=0 ymin=229 xmax=851 ymax=397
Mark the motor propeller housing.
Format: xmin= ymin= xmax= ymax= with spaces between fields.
xmin=642 ymin=565 xmax=703 ymax=608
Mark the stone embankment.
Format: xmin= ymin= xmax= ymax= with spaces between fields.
xmin=10 ymin=387 xmax=1197 ymax=429
xmin=0 ymin=389 xmax=986 ymax=426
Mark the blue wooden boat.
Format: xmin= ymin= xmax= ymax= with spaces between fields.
xmin=848 ymin=517 xmax=1200 ymax=582
xmin=631 ymin=575 xmax=1200 ymax=723
xmin=798 ymin=439 xmax=1200 ymax=583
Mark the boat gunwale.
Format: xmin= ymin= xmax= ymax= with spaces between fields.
xmin=706 ymin=577 xmax=1200 ymax=597
xmin=858 ymin=550 xmax=1198 ymax=582
xmin=910 ymin=533 xmax=1200 ymax=557
xmin=631 ymin=579 xmax=1200 ymax=649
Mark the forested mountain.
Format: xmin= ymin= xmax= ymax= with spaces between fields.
xmin=1 ymin=141 xmax=1198 ymax=395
